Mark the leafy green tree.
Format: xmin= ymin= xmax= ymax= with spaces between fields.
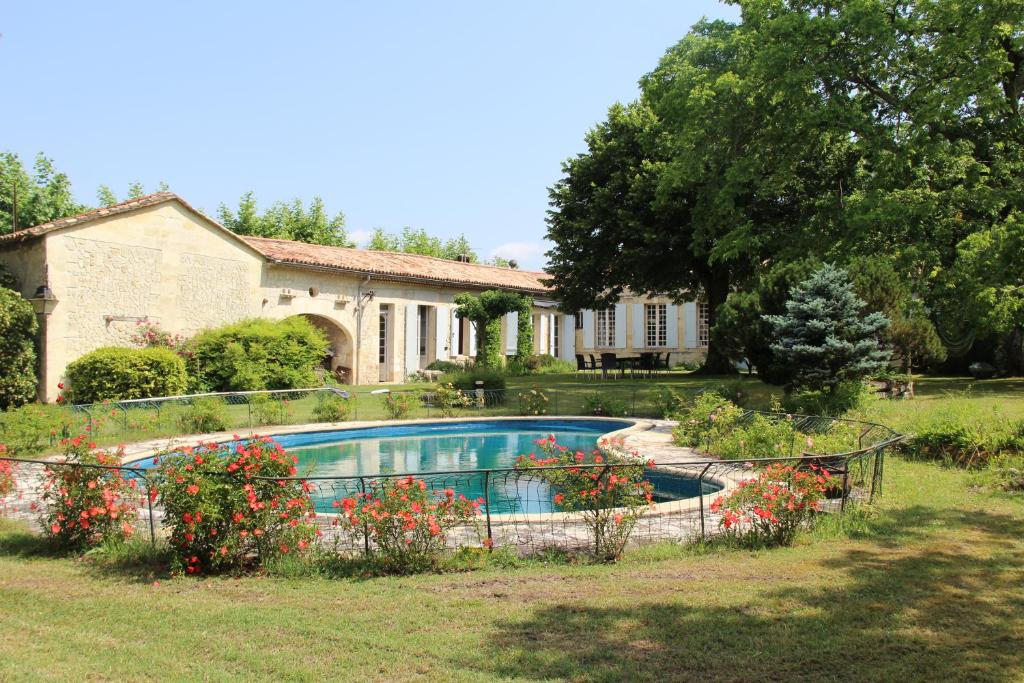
xmin=0 ymin=152 xmax=86 ymax=235
xmin=0 ymin=287 xmax=38 ymax=409
xmin=848 ymin=258 xmax=946 ymax=372
xmin=97 ymin=181 xmax=169 ymax=206
xmin=368 ymin=226 xmax=479 ymax=262
xmin=453 ymin=291 xmax=532 ymax=367
xmin=546 ymin=21 xmax=853 ymax=373
xmin=766 ymin=264 xmax=891 ymax=397
xmin=714 ymin=258 xmax=821 ymax=383
xmin=732 ymin=0 xmax=1024 ymax=338
xmin=947 ymin=212 xmax=1024 ymax=336
xmin=217 ymin=193 xmax=352 ymax=247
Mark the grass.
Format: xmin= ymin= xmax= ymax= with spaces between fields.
xmin=2 ymin=448 xmax=1024 ymax=680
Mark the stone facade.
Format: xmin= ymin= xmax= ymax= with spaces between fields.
xmin=0 ymin=195 xmax=708 ymax=402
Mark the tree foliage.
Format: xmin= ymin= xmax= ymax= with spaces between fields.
xmin=217 ymin=192 xmax=352 ymax=247
xmin=0 ymin=152 xmax=86 ymax=236
xmin=453 ymin=291 xmax=533 ymax=367
xmin=766 ymin=265 xmax=891 ymax=395
xmin=0 ymin=287 xmax=38 ymax=409
xmin=367 ymin=226 xmax=489 ymax=263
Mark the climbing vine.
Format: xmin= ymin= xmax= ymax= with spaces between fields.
xmin=454 ymin=291 xmax=533 ymax=367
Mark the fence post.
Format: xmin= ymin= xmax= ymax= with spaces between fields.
xmin=483 ymin=470 xmax=493 ymax=552
xmin=697 ymin=463 xmax=712 ymax=541
xmin=144 ymin=474 xmax=156 ymax=548
xmin=358 ymin=476 xmax=370 ymax=557
xmin=247 ymin=398 xmax=253 ymax=431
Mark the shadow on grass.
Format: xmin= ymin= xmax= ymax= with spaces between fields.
xmin=477 ymin=506 xmax=1024 ymax=682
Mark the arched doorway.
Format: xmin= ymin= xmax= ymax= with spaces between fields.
xmin=294 ymin=314 xmax=354 ymax=384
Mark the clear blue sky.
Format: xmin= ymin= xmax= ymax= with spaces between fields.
xmin=1 ymin=1 xmax=737 ymax=269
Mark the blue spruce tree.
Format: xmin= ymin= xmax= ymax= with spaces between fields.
xmin=765 ymin=264 xmax=890 ymax=403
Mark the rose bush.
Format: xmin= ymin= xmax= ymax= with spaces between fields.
xmin=155 ymin=436 xmax=318 ymax=574
xmin=709 ymin=462 xmax=837 ymax=546
xmin=333 ymin=475 xmax=482 ymax=573
xmin=38 ymin=436 xmax=141 ymax=549
xmin=0 ymin=445 xmax=15 ymax=502
xmin=518 ymin=385 xmax=549 ymax=416
xmin=516 ymin=436 xmax=655 ymax=561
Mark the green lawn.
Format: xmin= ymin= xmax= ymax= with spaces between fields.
xmin=2 ymin=449 xmax=1024 ymax=680
xmin=2 ymin=376 xmax=1024 ymax=680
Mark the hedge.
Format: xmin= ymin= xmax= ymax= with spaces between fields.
xmin=64 ymin=346 xmax=188 ymax=404
xmin=0 ymin=287 xmax=39 ymax=410
xmin=185 ymin=317 xmax=328 ymax=392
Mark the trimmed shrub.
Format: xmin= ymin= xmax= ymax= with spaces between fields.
xmin=425 ymin=359 xmax=462 ymax=373
xmin=155 ymin=437 xmax=318 ymax=574
xmin=64 ymin=346 xmax=188 ymax=404
xmin=185 ymin=317 xmax=328 ymax=392
xmin=0 ymin=287 xmax=38 ymax=410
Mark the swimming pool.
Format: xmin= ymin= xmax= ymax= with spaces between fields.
xmin=137 ymin=419 xmax=720 ymax=514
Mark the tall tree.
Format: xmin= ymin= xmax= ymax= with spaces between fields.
xmin=217 ymin=193 xmax=352 ymax=247
xmin=0 ymin=152 xmax=86 ymax=235
xmin=546 ymin=21 xmax=852 ymax=372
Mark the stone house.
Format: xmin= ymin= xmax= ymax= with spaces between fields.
xmin=0 ymin=193 xmax=708 ymax=402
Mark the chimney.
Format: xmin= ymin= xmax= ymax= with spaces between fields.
xmin=456 ymin=254 xmax=471 ymax=263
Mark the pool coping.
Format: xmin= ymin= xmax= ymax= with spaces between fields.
xmin=112 ymin=415 xmax=737 ymax=525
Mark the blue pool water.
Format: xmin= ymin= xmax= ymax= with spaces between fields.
xmin=139 ymin=419 xmax=719 ymax=514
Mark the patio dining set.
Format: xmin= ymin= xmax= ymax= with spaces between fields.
xmin=575 ymin=352 xmax=672 ymax=380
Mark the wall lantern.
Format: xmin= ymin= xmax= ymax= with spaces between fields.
xmin=28 ymin=284 xmax=58 ymax=316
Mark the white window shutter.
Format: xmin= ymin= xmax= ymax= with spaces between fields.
xmin=666 ymin=304 xmax=679 ymax=348
xmin=614 ymin=303 xmax=626 ymax=348
xmin=538 ymin=314 xmax=548 ymax=354
xmin=506 ymin=311 xmax=518 ymax=354
xmin=548 ymin=313 xmax=556 ymax=355
xmin=582 ymin=310 xmax=595 ymax=349
xmin=632 ymin=304 xmax=644 ymax=349
xmin=469 ymin=321 xmax=478 ymax=356
xmin=435 ymin=306 xmax=448 ymax=361
xmin=404 ymin=303 xmax=419 ymax=376
xmin=683 ymin=302 xmax=697 ymax=349
xmin=449 ymin=309 xmax=460 ymax=356
xmin=561 ymin=314 xmax=576 ymax=361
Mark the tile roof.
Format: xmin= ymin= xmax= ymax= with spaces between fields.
xmin=0 ymin=191 xmax=552 ymax=294
xmin=243 ymin=236 xmax=551 ymax=294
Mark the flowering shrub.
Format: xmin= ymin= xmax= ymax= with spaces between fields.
xmin=131 ymin=320 xmax=186 ymax=350
xmin=311 ymin=392 xmax=351 ymax=422
xmin=382 ymin=391 xmax=413 ymax=419
xmin=433 ymin=383 xmax=472 ymax=417
xmin=516 ymin=436 xmax=655 ymax=561
xmin=672 ymin=391 xmax=744 ymax=449
xmin=581 ymin=392 xmax=627 ymax=417
xmin=711 ymin=414 xmax=798 ymax=460
xmin=0 ymin=445 xmax=15 ymax=502
xmin=333 ymin=476 xmax=482 ymax=573
xmin=709 ymin=463 xmax=837 ymax=546
xmin=155 ymin=437 xmax=318 ymax=574
xmin=39 ymin=437 xmax=141 ymax=549
xmin=518 ymin=385 xmax=549 ymax=415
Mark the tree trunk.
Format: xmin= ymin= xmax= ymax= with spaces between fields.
xmin=694 ymin=272 xmax=737 ymax=376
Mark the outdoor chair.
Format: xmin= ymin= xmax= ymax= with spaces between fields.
xmin=638 ymin=352 xmax=656 ymax=379
xmin=589 ymin=354 xmax=602 ymax=375
xmin=600 ymin=353 xmax=620 ymax=380
xmin=575 ymin=353 xmax=596 ymax=379
xmin=656 ymin=352 xmax=671 ymax=375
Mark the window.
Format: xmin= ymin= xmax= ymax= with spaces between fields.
xmin=574 ymin=312 xmax=583 ymax=330
xmin=417 ymin=305 xmax=429 ymax=358
xmin=595 ymin=308 xmax=615 ymax=348
xmin=698 ymin=302 xmax=710 ymax=348
xmin=378 ymin=310 xmax=388 ymax=364
xmin=645 ymin=303 xmax=667 ymax=347
xmin=553 ymin=316 xmax=560 ymax=358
